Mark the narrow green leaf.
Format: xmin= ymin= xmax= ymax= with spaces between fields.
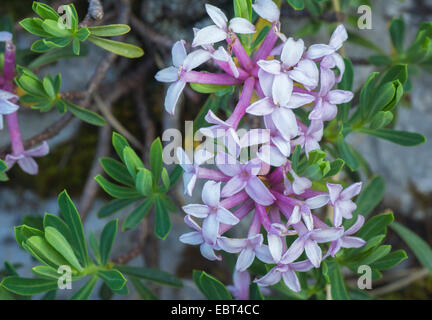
xmin=154 ymin=196 xmax=171 ymax=240
xmin=99 ymin=157 xmax=135 ymax=186
xmin=136 ymin=168 xmax=153 ymax=196
xmin=57 ymin=190 xmax=89 ymax=266
xmin=88 ymin=35 xmax=144 ymax=58
xmin=112 ymin=132 xmax=131 ymax=162
xmin=391 ymin=222 xmax=432 ymax=272
xmin=358 ymin=128 xmax=426 ymax=146
xmin=63 ymin=100 xmax=106 ymax=126
xmin=116 ymin=265 xmax=182 ymax=287
xmin=370 ymin=250 xmax=408 ymax=270
xmin=1 ymin=277 xmax=58 ymax=296
xmin=88 ymin=24 xmax=131 ymax=37
xmin=97 ymin=269 xmax=126 ymax=291
xmin=150 ymin=138 xmax=163 ymax=185
xmin=70 ymin=275 xmax=98 ymax=300
xmin=323 ymin=260 xmax=350 ymax=300
xmin=123 ymin=198 xmax=154 ymax=231
xmin=44 ymin=226 xmax=83 ymax=272
xmin=99 ymin=220 xmax=118 ymax=265
xmin=389 ymin=18 xmax=405 ymax=54
xmin=195 ymin=271 xmax=232 ymax=300
xmin=337 ymin=136 xmax=359 ymax=171
xmin=95 ymin=175 xmax=142 ymax=199
xmin=97 ymin=199 xmax=136 ymax=218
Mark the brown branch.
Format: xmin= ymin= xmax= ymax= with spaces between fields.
xmin=130 ymin=14 xmax=175 ymax=49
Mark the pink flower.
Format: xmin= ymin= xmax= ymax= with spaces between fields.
xmin=179 ymin=215 xmax=222 ymax=261
xmin=309 ymin=67 xmax=353 ymax=121
xmin=327 ymin=182 xmax=362 ymax=227
xmin=182 ymin=181 xmax=240 ymax=245
xmin=155 ymin=40 xmax=211 ymax=114
xmin=5 ymin=141 xmax=49 ymax=175
xmin=192 ymin=4 xmax=255 ymax=47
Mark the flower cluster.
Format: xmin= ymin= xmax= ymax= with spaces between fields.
xmin=0 ymin=32 xmax=49 ymax=175
xmin=156 ymin=0 xmax=365 ymax=298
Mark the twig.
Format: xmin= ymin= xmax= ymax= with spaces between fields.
xmin=130 ymin=14 xmax=175 ymax=49
xmin=370 ymin=268 xmax=430 ymax=296
xmin=93 ymin=94 xmax=145 ymax=152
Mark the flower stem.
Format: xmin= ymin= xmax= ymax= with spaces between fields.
xmin=226 ymin=77 xmax=255 ymax=129
xmin=227 ymin=34 xmax=254 ymax=72
xmin=3 ymin=41 xmax=24 ymax=155
xmin=183 ymin=71 xmax=241 ymax=85
xmin=253 ymin=24 xmax=279 ymax=63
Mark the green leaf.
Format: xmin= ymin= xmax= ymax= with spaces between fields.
xmin=378 ymin=64 xmax=408 ymax=86
xmin=154 ymin=196 xmax=171 ymax=240
xmin=44 ymin=226 xmax=83 ymax=272
xmin=97 ymin=269 xmax=126 ymax=291
xmin=63 ymin=100 xmax=106 ymax=126
xmin=76 ymin=28 xmax=90 ymax=41
xmin=358 ymin=128 xmax=426 ymax=146
xmin=99 ymin=157 xmax=135 ymax=186
xmin=72 ymin=38 xmax=80 ymax=55
xmin=123 ymin=198 xmax=154 ymax=231
xmin=24 ymin=236 xmax=70 ymax=269
xmin=97 ymin=199 xmax=136 ymax=218
xmin=194 ymin=270 xmax=232 ymax=300
xmin=367 ymin=55 xmax=392 ymax=66
xmin=324 ymin=159 xmax=345 ymax=178
xmin=88 ymin=35 xmax=144 ymax=58
xmin=62 ymin=4 xmax=79 ymax=31
xmin=88 ymin=232 xmax=101 ymax=264
xmin=112 ymin=132 xmax=131 ymax=162
xmin=354 ymin=175 xmax=386 ymax=218
xmin=249 ymin=283 xmax=265 ymax=300
xmin=367 ymin=82 xmax=396 ymax=120
xmin=41 ymin=19 xmax=72 ymax=38
xmin=95 ymin=175 xmax=142 ymax=199
xmin=1 ymin=277 xmax=58 ymax=296
xmin=42 ymin=76 xmax=55 ymax=99
xmin=370 ymin=250 xmax=408 ymax=270
xmin=337 ymin=135 xmax=359 ymax=171
xmin=370 ymin=111 xmax=394 ymax=129
xmin=150 ymin=138 xmax=163 ymax=185
xmin=57 ymin=190 xmax=89 ymax=266
xmin=234 ymin=0 xmax=252 ymax=20
xmin=70 ymin=275 xmax=98 ymax=300
xmin=323 ymin=260 xmax=350 ymax=300
xmin=189 ymin=82 xmax=231 ymax=94
xmin=32 ymin=2 xmax=60 ymax=20
xmin=136 ymin=168 xmax=153 ymax=196
xmin=14 ymin=225 xmax=44 ymax=247
xmin=123 ymin=146 xmax=144 ymax=178
xmin=389 ymin=18 xmax=405 ymax=54
xmin=353 ymin=245 xmax=392 ymax=266
xmin=88 ymin=24 xmax=131 ymax=37
xmin=161 ymin=168 xmax=170 ymax=190
xmin=357 ymin=211 xmax=394 ymax=241
xmin=391 ymin=222 xmax=432 ymax=272
xmin=20 ymin=18 xmax=52 ymax=37
xmin=116 ymin=265 xmax=182 ymax=287
xmin=43 ymin=214 xmax=74 ymax=248
xmin=130 ymin=277 xmax=158 ymax=300
xmin=99 ymin=220 xmax=118 ymax=265
xmin=286 ymin=0 xmax=305 ymax=10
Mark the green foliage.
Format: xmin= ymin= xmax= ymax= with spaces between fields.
xmin=96 ymin=133 xmax=178 ymax=238
xmin=0 ymin=190 xmax=180 ymax=299
xmin=0 ymin=160 xmax=8 ymax=182
xmin=20 ymin=2 xmax=143 ymax=58
xmin=193 ymin=270 xmax=233 ymax=300
xmin=15 ymin=66 xmax=106 ymax=126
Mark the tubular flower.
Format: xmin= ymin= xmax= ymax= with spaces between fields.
xmin=155 ymin=0 xmax=366 ymax=293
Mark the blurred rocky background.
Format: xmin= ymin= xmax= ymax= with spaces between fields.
xmin=0 ymin=0 xmax=431 ymax=299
